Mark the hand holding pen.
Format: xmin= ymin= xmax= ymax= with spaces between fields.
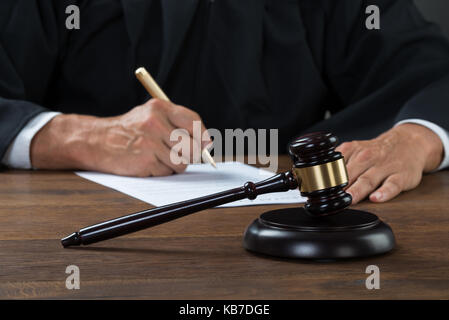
xmin=135 ymin=67 xmax=216 ymax=168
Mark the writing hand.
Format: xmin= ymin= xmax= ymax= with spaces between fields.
xmin=31 ymin=99 xmax=211 ymax=177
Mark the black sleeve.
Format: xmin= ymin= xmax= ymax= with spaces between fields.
xmin=0 ymin=1 xmax=66 ymax=159
xmin=306 ymin=0 xmax=449 ymax=141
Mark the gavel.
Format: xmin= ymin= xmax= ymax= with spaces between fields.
xmin=62 ymin=132 xmax=395 ymax=260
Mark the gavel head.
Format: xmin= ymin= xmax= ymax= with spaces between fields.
xmin=289 ymin=132 xmax=352 ymax=216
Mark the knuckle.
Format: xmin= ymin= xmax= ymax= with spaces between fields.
xmin=350 ymin=140 xmax=360 ymax=148
xmin=348 ymin=188 xmax=360 ymax=202
xmin=181 ymin=106 xmax=201 ymax=121
xmin=388 ymin=177 xmax=403 ymax=192
xmin=358 ymin=175 xmax=374 ymax=190
xmin=357 ymin=148 xmax=374 ymax=162
xmin=147 ymin=98 xmax=165 ymax=109
xmin=390 ymin=160 xmax=403 ymax=171
xmin=144 ymin=114 xmax=163 ymax=131
xmin=378 ymin=146 xmax=387 ymax=159
xmin=174 ymin=163 xmax=188 ymax=173
xmin=191 ymin=110 xmax=201 ymax=121
xmin=338 ymin=142 xmax=351 ymax=153
xmin=144 ymin=115 xmax=156 ymax=127
xmin=406 ymin=172 xmax=422 ymax=190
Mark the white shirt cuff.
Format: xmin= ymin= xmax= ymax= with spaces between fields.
xmin=1 ymin=112 xmax=61 ymax=169
xmin=396 ymin=119 xmax=449 ymax=171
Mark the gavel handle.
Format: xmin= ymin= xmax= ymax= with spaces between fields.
xmin=61 ymin=170 xmax=299 ymax=247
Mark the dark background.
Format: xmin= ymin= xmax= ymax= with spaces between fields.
xmin=415 ymin=0 xmax=449 ymax=38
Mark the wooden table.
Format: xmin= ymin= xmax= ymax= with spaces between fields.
xmin=0 ymin=156 xmax=448 ymax=299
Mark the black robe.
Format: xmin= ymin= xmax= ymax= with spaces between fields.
xmin=1 ymin=0 xmax=449 ymax=159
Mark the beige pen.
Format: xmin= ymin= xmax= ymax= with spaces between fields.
xmin=135 ymin=67 xmax=216 ymax=168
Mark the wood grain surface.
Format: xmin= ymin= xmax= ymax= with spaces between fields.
xmin=0 ymin=157 xmax=448 ymax=299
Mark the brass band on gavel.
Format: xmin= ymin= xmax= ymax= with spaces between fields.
xmin=293 ymin=158 xmax=349 ymax=193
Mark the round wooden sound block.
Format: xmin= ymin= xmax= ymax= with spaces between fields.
xmin=243 ymin=208 xmax=395 ymax=260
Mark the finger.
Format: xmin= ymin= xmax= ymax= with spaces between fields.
xmin=336 ymin=141 xmax=357 ymax=164
xmin=169 ymin=130 xmax=202 ymax=163
xmin=345 ymin=148 xmax=377 ymax=186
xmin=154 ymin=142 xmax=188 ymax=174
xmin=142 ymin=100 xmax=178 ymax=147
xmin=141 ymin=102 xmax=194 ymax=164
xmin=346 ymin=168 xmax=387 ymax=204
xmin=144 ymin=98 xmax=173 ymax=109
xmin=148 ymin=155 xmax=174 ymax=177
xmin=167 ymin=105 xmax=211 ymax=149
xmin=157 ymin=114 xmax=182 ymax=149
xmin=369 ymin=173 xmax=405 ymax=203
xmin=144 ymin=99 xmax=210 ymax=155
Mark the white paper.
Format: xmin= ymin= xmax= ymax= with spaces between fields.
xmin=76 ymin=162 xmax=305 ymax=207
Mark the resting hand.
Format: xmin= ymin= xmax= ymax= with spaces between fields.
xmin=31 ymin=99 xmax=211 ymax=177
xmin=336 ymin=124 xmax=444 ymax=204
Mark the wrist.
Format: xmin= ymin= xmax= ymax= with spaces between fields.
xmin=393 ymin=123 xmax=444 ymax=172
xmin=30 ymin=114 xmax=98 ymax=170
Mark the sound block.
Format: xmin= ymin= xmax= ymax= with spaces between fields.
xmin=243 ymin=208 xmax=395 ymax=260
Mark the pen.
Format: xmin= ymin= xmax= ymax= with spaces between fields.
xmin=135 ymin=67 xmax=216 ymax=168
